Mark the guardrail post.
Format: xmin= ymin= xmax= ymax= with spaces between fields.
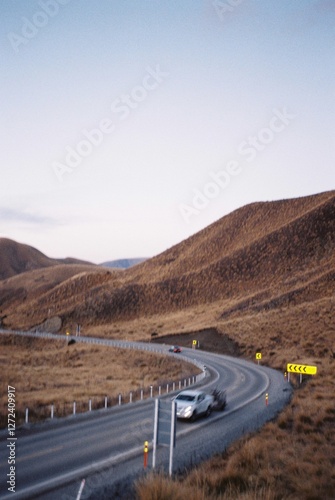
xmin=140 ymin=389 xmax=143 ymax=400
xmin=73 ymin=401 xmax=76 ymax=415
xmin=25 ymin=408 xmax=29 ymax=424
xmin=76 ymin=479 xmax=85 ymax=500
xmin=89 ymin=399 xmax=92 ymax=411
xmin=184 ymin=379 xmax=187 ymax=387
xmin=105 ymin=396 xmax=108 ymax=409
xmin=158 ymin=386 xmax=161 ymax=396
xmin=166 ymin=383 xmax=169 ymax=394
xmin=51 ymin=404 xmax=54 ymax=419
xmin=119 ymin=394 xmax=122 ymax=406
xmin=173 ymin=382 xmax=175 ymax=391
xmin=129 ymin=392 xmax=132 ymax=403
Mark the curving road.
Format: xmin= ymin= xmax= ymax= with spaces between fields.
xmin=0 ymin=332 xmax=292 ymax=499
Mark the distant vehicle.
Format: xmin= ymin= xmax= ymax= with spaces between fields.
xmin=169 ymin=345 xmax=182 ymax=353
xmin=174 ymin=390 xmax=214 ymax=421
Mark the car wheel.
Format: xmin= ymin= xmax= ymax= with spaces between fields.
xmin=205 ymin=405 xmax=212 ymax=417
xmin=190 ymin=411 xmax=197 ymax=422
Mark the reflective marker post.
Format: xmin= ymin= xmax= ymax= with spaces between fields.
xmin=76 ymin=479 xmax=85 ymax=500
xmin=143 ymin=441 xmax=149 ymax=468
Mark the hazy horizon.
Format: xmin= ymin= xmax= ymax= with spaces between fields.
xmin=1 ymin=0 xmax=334 ymax=262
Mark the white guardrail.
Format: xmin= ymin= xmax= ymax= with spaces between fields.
xmin=0 ymin=329 xmax=207 ymax=426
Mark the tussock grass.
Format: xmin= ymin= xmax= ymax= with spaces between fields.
xmin=136 ymin=371 xmax=335 ymax=499
xmin=135 ymin=321 xmax=335 ymax=500
xmin=1 ymin=192 xmax=334 ymax=497
xmin=2 ymin=192 xmax=334 ymax=331
xmin=0 ymin=334 xmax=200 ymax=426
xmin=133 ymin=288 xmax=334 ymax=499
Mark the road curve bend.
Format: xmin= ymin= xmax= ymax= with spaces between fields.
xmin=0 ymin=331 xmax=292 ymax=499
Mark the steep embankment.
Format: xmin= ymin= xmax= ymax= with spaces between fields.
xmin=65 ymin=190 xmax=335 ymax=324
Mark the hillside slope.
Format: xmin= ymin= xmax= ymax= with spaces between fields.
xmin=127 ymin=190 xmax=334 ymax=282
xmin=0 ymin=238 xmax=93 ymax=280
xmin=1 ymin=190 xmax=334 ymax=331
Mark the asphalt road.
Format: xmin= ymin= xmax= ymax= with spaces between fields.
xmin=0 ymin=332 xmax=292 ymax=499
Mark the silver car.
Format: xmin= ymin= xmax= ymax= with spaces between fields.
xmin=174 ymin=390 xmax=214 ymax=421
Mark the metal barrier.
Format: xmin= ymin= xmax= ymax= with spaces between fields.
xmin=0 ymin=329 xmax=206 ymax=426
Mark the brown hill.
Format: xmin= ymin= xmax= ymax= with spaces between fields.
xmin=0 ymin=190 xmax=334 ymax=334
xmin=0 ymin=238 xmax=93 ymax=280
xmin=1 ymin=191 xmax=334 ymax=500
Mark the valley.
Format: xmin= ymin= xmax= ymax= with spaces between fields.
xmin=0 ymin=190 xmax=334 ymax=498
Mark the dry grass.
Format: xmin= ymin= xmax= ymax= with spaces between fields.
xmin=135 ymin=301 xmax=335 ymax=500
xmin=0 ymin=191 xmax=334 ymax=497
xmin=136 ymin=362 xmax=335 ymax=499
xmin=1 ymin=191 xmax=334 ymax=331
xmin=0 ymin=334 xmax=200 ymax=426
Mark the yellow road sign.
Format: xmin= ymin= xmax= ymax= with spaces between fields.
xmin=192 ymin=340 xmax=197 ymax=345
xmin=256 ymin=353 xmax=262 ymax=360
xmin=287 ymin=363 xmax=317 ymax=375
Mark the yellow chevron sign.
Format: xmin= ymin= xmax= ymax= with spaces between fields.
xmin=287 ymin=363 xmax=317 ymax=375
xmin=256 ymin=353 xmax=262 ymax=360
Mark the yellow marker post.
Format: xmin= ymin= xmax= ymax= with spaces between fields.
xmin=256 ymin=352 xmax=262 ymax=365
xmin=143 ymin=441 xmax=149 ymax=468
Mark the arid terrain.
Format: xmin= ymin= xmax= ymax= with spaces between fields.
xmin=0 ymin=333 xmax=199 ymax=428
xmin=0 ymin=189 xmax=334 ymax=498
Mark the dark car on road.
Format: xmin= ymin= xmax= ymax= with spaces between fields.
xmin=169 ymin=345 xmax=182 ymax=353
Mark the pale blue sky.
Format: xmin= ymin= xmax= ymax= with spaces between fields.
xmin=1 ymin=0 xmax=334 ymax=262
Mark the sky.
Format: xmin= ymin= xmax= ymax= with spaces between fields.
xmin=1 ymin=0 xmax=334 ymax=263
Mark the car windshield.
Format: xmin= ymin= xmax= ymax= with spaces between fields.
xmin=176 ymin=394 xmax=195 ymax=402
